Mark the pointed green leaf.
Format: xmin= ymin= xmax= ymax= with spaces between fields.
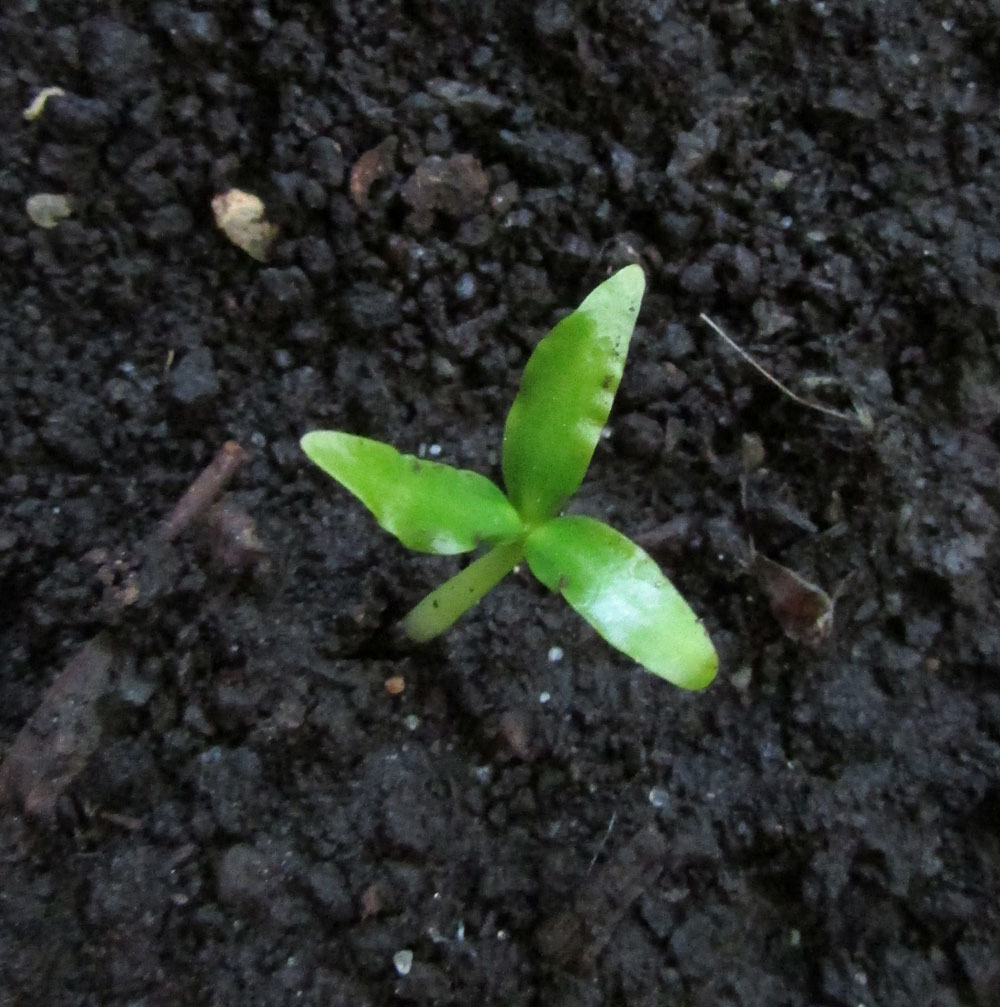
xmin=524 ymin=515 xmax=717 ymax=689
xmin=502 ymin=265 xmax=645 ymax=523
xmin=301 ymin=431 xmax=523 ymax=554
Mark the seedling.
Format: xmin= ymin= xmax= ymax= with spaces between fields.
xmin=301 ymin=266 xmax=717 ymax=689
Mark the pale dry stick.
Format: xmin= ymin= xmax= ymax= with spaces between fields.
xmin=699 ymin=312 xmax=867 ymax=426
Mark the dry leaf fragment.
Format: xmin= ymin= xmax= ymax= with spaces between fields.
xmin=0 ymin=634 xmax=115 ymax=819
xmin=211 ymin=189 xmax=277 ymax=261
xmin=26 ymin=193 xmax=72 ymax=228
xmin=23 ymin=86 xmax=66 ymax=121
xmin=350 ymin=136 xmax=398 ymax=210
xmin=752 ymin=552 xmax=833 ymax=646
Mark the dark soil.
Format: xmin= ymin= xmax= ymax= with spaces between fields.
xmin=3 ymin=2 xmax=999 ymax=1004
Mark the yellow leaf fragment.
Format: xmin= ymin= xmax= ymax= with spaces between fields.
xmin=26 ymin=193 xmax=72 ymax=228
xmin=211 ymin=189 xmax=277 ymax=261
xmin=23 ymin=86 xmax=66 ymax=121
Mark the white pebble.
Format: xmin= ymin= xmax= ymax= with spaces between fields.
xmin=648 ymin=785 xmax=670 ymax=809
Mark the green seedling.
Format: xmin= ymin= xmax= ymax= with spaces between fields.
xmin=301 ymin=265 xmax=717 ymax=689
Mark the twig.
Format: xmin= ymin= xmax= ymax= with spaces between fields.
xmin=535 ymin=824 xmax=667 ymax=968
xmin=699 ymin=312 xmax=865 ymax=425
xmin=2 ymin=442 xmax=251 ymax=820
xmin=154 ymin=441 xmax=248 ymax=545
xmin=587 ymin=810 xmax=618 ymax=873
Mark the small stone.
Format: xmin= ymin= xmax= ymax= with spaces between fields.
xmin=152 ymin=5 xmax=221 ymax=51
xmin=534 ymin=1 xmax=574 ymax=37
xmin=169 ymin=347 xmax=220 ymax=411
xmin=80 ymin=18 xmax=153 ymax=85
xmin=822 ymin=86 xmax=883 ymax=121
xmin=617 ymin=413 xmax=663 ymax=459
xmin=401 ymin=153 xmax=490 ymax=224
xmin=498 ymin=711 xmax=532 ymax=760
xmin=382 ymin=787 xmax=436 ymax=854
xmin=196 ymin=746 xmax=263 ymax=835
xmin=44 ymin=93 xmax=112 ymax=139
xmin=343 ymin=283 xmax=401 ymax=331
xmin=741 ymin=433 xmax=766 ymax=472
xmin=609 ymin=143 xmax=637 ymax=193
xmin=307 ymin=136 xmax=345 ymax=187
xmin=648 ymin=786 xmax=671 ymax=810
xmin=37 ymin=144 xmax=94 ymax=187
xmin=664 ymin=323 xmax=695 ymax=360
xmin=454 ymin=272 xmax=477 ymax=301
xmin=216 ymin=844 xmax=274 ymax=912
xmin=752 ymin=299 xmax=796 ymax=337
xmin=256 ymin=266 xmax=314 ymax=315
xmin=679 ymin=260 xmax=716 ymax=296
xmin=426 ymin=78 xmax=505 ymax=121
xmin=497 ymin=126 xmax=592 ymax=181
xmin=305 ymin=863 xmax=354 ymax=923
xmin=729 ymin=665 xmax=753 ymax=691
xmin=393 ymin=949 xmax=414 ymax=976
xmin=768 ymin=168 xmax=795 ymax=192
xmin=667 ymin=119 xmax=720 ymax=178
xmin=490 ymin=181 xmax=519 ymax=212
xmin=143 ymin=204 xmax=193 ymax=241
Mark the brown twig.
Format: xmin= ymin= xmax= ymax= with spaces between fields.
xmin=154 ymin=440 xmax=247 ymax=546
xmin=1 ymin=442 xmax=250 ymax=820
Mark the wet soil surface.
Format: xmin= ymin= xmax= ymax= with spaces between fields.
xmin=2 ymin=2 xmax=1000 ymax=1004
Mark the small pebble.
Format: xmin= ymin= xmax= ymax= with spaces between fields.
xmin=648 ymin=786 xmax=671 ymax=809
xmin=547 ymin=646 xmax=563 ymax=662
xmin=730 ymin=665 xmax=753 ymax=691
xmin=393 ymin=949 xmax=414 ymax=976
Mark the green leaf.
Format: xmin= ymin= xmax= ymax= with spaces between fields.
xmin=502 ymin=264 xmax=645 ymax=524
xmin=301 ymin=431 xmax=523 ymax=554
xmin=524 ymin=515 xmax=717 ymax=689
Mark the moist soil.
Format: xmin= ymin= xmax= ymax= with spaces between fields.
xmin=2 ymin=3 xmax=999 ymax=1005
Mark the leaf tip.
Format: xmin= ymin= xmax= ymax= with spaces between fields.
xmin=300 ymin=430 xmax=334 ymax=465
xmin=615 ymin=262 xmax=646 ymax=301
